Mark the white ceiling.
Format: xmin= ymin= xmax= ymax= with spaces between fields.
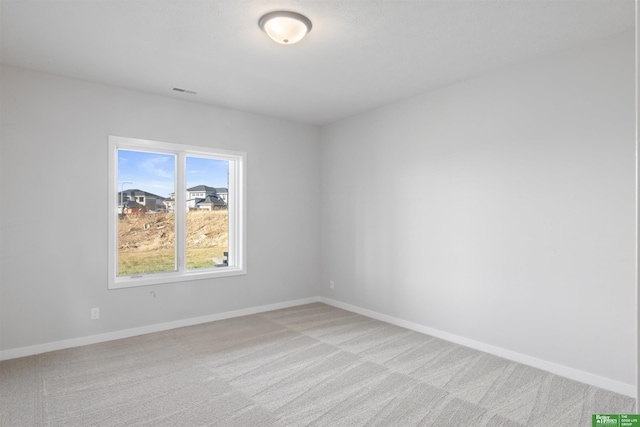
xmin=0 ymin=0 xmax=635 ymax=126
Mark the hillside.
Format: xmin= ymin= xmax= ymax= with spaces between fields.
xmin=118 ymin=210 xmax=228 ymax=251
xmin=117 ymin=210 xmax=228 ymax=274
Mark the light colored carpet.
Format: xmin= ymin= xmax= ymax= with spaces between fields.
xmin=0 ymin=303 xmax=635 ymax=426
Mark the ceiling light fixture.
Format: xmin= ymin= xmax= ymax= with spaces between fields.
xmin=258 ymin=11 xmax=312 ymax=45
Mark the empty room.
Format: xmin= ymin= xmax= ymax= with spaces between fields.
xmin=0 ymin=1 xmax=637 ymax=426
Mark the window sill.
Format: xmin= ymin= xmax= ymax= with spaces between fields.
xmin=108 ymin=266 xmax=246 ymax=290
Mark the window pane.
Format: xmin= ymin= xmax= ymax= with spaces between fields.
xmin=185 ymin=156 xmax=229 ymax=270
xmin=117 ymin=149 xmax=176 ymax=276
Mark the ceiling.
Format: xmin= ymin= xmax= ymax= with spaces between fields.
xmin=0 ymin=0 xmax=635 ymax=126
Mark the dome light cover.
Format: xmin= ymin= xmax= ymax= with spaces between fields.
xmin=259 ymin=11 xmax=312 ymax=45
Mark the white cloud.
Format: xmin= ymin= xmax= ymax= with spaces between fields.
xmin=140 ymin=155 xmax=174 ymax=179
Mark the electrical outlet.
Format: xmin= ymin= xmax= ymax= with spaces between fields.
xmin=330 ymin=280 xmax=335 ymax=289
xmin=91 ymin=307 xmax=100 ymax=320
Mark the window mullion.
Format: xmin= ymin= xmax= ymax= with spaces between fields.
xmin=176 ymin=152 xmax=187 ymax=273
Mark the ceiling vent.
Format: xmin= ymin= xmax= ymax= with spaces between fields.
xmin=172 ymin=87 xmax=197 ymax=95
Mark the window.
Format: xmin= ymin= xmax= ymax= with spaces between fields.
xmin=108 ymin=136 xmax=246 ymax=289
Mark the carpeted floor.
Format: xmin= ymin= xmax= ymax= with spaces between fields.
xmin=0 ymin=303 xmax=635 ymax=426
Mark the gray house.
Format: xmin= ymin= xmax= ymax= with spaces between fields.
xmin=166 ymin=185 xmax=227 ymax=211
xmin=118 ymin=189 xmax=165 ymax=213
xmin=196 ymin=195 xmax=227 ymax=210
xmin=214 ymin=188 xmax=228 ymax=203
xmin=186 ymin=185 xmax=227 ymax=210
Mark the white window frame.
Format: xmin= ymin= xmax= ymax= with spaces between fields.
xmin=108 ymin=135 xmax=246 ymax=289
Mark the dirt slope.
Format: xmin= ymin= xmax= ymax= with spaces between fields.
xmin=118 ymin=210 xmax=228 ymax=252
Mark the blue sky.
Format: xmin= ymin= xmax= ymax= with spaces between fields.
xmin=118 ymin=150 xmax=228 ymax=197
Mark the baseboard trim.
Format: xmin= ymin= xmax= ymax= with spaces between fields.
xmin=319 ymin=297 xmax=636 ymax=398
xmin=1 ymin=295 xmax=634 ymax=398
xmin=0 ymin=296 xmax=320 ymax=362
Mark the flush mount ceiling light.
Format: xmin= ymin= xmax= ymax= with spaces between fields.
xmin=258 ymin=11 xmax=312 ymax=45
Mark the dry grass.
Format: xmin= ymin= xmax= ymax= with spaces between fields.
xmin=117 ymin=210 xmax=228 ymax=276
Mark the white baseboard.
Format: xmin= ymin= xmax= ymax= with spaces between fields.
xmin=0 ymin=296 xmax=320 ymax=362
xmin=319 ymin=297 xmax=636 ymax=398
xmin=1 ymin=295 xmax=634 ymax=398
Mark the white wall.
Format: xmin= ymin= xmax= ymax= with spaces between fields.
xmin=320 ymin=31 xmax=636 ymax=388
xmin=0 ymin=66 xmax=321 ymax=352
